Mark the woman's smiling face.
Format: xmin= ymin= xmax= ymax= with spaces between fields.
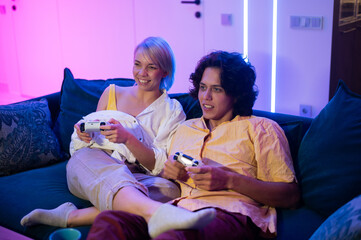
xmin=133 ymin=50 xmax=167 ymax=92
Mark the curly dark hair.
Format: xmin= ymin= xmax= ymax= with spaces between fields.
xmin=189 ymin=51 xmax=258 ymax=116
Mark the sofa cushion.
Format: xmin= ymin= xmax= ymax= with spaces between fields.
xmin=277 ymin=206 xmax=324 ymax=240
xmin=0 ymin=161 xmax=92 ymax=239
xmin=53 ymin=68 xmax=135 ymax=154
xmin=309 ymin=194 xmax=361 ymax=240
xmin=278 ymin=121 xmax=304 ymax=169
xmin=297 ymin=80 xmax=361 ymax=217
xmin=167 ymin=93 xmax=202 ymax=120
xmin=0 ymin=98 xmax=64 ymax=176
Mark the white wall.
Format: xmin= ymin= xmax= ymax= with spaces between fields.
xmin=243 ymin=0 xmax=334 ymax=117
xmin=203 ymin=0 xmax=244 ymax=53
xmin=200 ymin=0 xmax=333 ymax=117
xmin=0 ymin=0 xmax=334 ymax=118
xmin=275 ymin=0 xmax=334 ymax=117
xmin=57 ymin=1 xmax=135 ymax=80
xmin=169 ymin=0 xmax=334 ymax=117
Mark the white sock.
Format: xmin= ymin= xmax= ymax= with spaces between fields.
xmin=20 ymin=202 xmax=77 ymax=227
xmin=148 ymin=204 xmax=216 ymax=238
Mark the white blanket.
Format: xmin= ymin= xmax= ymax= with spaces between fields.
xmin=70 ymin=110 xmax=148 ymax=164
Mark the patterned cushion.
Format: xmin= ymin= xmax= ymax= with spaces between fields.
xmin=309 ymin=194 xmax=361 ymax=240
xmin=0 ymin=98 xmax=64 ymax=176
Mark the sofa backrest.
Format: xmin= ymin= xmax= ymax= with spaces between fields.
xmin=169 ymin=93 xmax=313 ymax=169
xmin=38 ymin=90 xmax=312 ymax=170
xmin=34 ymin=68 xmax=313 ymax=181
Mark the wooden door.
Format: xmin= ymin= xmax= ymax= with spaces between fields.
xmin=330 ymin=0 xmax=361 ymax=98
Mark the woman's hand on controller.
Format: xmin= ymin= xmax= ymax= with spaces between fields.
xmin=100 ymin=118 xmax=130 ymax=144
xmin=74 ymin=123 xmax=92 ymax=143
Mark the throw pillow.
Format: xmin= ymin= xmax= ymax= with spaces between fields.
xmin=278 ymin=121 xmax=304 ymax=168
xmin=309 ymin=194 xmax=361 ymax=240
xmin=297 ymin=80 xmax=361 ymax=217
xmin=53 ymin=68 xmax=135 ymax=154
xmin=0 ymin=98 xmax=64 ymax=176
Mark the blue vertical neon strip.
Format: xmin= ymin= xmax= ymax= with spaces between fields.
xmin=271 ymin=0 xmax=277 ymax=112
xmin=243 ymin=0 xmax=248 ymax=60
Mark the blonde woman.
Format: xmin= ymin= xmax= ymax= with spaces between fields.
xmin=21 ymin=37 xmax=216 ymax=238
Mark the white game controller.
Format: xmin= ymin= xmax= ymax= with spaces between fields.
xmin=80 ymin=121 xmax=107 ymax=133
xmin=173 ymin=152 xmax=202 ymax=167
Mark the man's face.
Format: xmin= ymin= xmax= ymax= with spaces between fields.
xmin=198 ymin=67 xmax=234 ymax=129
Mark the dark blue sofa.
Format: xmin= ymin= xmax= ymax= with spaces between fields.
xmin=1 ymin=69 xmax=360 ymax=240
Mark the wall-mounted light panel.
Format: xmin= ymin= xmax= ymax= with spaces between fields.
xmin=271 ymin=0 xmax=278 ymax=112
xmin=243 ymin=0 xmax=248 ymax=60
xmin=243 ymin=0 xmax=277 ymax=112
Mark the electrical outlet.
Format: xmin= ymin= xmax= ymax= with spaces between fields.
xmin=300 ymin=104 xmax=312 ymax=118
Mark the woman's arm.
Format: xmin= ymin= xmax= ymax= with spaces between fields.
xmin=101 ymin=106 xmax=185 ymax=172
xmin=99 ymin=90 xmax=185 ymax=173
xmin=150 ymin=103 xmax=186 ymax=175
xmin=127 ymin=102 xmax=185 ymax=173
xmin=96 ymin=86 xmax=110 ymax=111
xmin=97 ymin=86 xmax=156 ymax=169
xmin=101 ymin=118 xmax=156 ymax=170
xmin=120 ymin=125 xmax=156 ymax=171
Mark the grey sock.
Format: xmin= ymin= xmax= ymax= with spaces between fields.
xmin=20 ymin=202 xmax=77 ymax=227
xmin=148 ymin=204 xmax=216 ymax=238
